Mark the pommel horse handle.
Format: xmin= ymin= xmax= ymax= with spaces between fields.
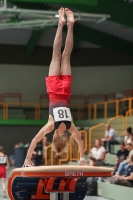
xmin=8 ymin=165 xmax=113 ymax=200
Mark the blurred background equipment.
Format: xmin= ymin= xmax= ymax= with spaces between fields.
xmin=0 ymin=0 xmax=110 ymax=29
xmin=14 ymin=142 xmax=27 ymax=167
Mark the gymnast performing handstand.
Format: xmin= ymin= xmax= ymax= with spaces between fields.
xmin=23 ymin=8 xmax=86 ymax=167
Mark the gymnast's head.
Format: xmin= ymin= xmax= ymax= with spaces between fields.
xmin=51 ymin=128 xmax=69 ymax=155
xmin=0 ymin=146 xmax=4 ymax=153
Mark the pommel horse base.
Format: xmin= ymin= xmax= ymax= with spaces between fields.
xmin=8 ymin=165 xmax=113 ymax=200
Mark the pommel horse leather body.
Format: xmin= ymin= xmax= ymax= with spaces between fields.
xmin=8 ymin=165 xmax=113 ymax=200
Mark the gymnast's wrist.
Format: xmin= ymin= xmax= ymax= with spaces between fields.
xmin=80 ymin=157 xmax=85 ymax=161
xmin=25 ymin=157 xmax=31 ymax=160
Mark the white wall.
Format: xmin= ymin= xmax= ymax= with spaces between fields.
xmin=0 ymin=64 xmax=133 ymax=102
xmin=72 ymin=66 xmax=133 ymax=95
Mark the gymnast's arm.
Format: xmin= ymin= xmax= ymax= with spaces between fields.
xmin=6 ymin=155 xmax=10 ymax=169
xmin=23 ymin=119 xmax=54 ymax=167
xmin=69 ymin=123 xmax=86 ymax=166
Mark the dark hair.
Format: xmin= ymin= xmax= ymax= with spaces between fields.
xmin=95 ymin=139 xmax=102 ymax=146
xmin=126 ymin=127 xmax=132 ymax=134
xmin=0 ymin=146 xmax=4 ymax=152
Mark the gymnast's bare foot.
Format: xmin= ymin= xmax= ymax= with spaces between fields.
xmin=58 ymin=7 xmax=65 ymax=26
xmin=65 ymin=8 xmax=75 ymax=26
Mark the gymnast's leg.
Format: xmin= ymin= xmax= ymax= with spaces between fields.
xmin=59 ymin=10 xmax=86 ymax=165
xmin=49 ymin=7 xmax=65 ymax=76
xmin=60 ymin=8 xmax=74 ymax=75
xmin=1 ymin=178 xmax=6 ymax=197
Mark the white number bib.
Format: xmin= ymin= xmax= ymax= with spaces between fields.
xmin=53 ymin=107 xmax=72 ymax=122
xmin=0 ymin=156 xmax=6 ymax=164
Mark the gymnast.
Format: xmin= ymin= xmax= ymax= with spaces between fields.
xmin=23 ymin=8 xmax=86 ymax=167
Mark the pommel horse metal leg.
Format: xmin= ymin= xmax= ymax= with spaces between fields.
xmin=8 ymin=166 xmax=113 ymax=200
xmin=63 ymin=193 xmax=69 ymax=200
xmin=50 ymin=193 xmax=57 ymax=200
xmin=50 ymin=193 xmax=69 ymax=200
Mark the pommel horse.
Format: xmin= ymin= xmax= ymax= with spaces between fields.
xmin=8 ymin=165 xmax=113 ymax=200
